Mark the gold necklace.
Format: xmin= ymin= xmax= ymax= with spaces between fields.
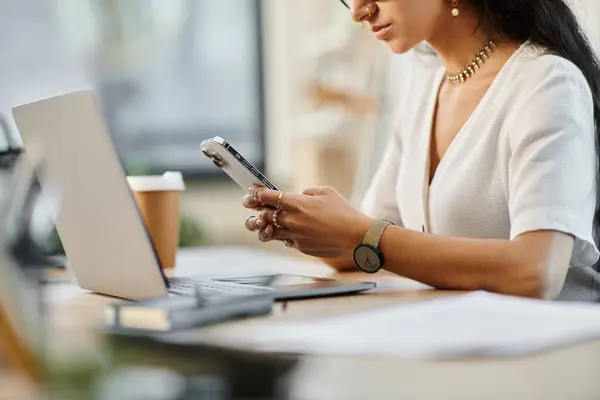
xmin=448 ymin=39 xmax=497 ymax=85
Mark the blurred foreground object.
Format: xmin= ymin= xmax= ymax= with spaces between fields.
xmin=0 ymin=155 xmax=105 ymax=398
xmin=104 ymin=332 xmax=298 ymax=399
xmin=0 ymin=155 xmax=53 ymax=387
xmin=105 ymin=291 xmax=274 ymax=332
xmin=0 ymin=114 xmax=22 ymax=171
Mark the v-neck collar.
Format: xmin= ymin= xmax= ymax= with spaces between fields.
xmin=419 ymin=41 xmax=530 ymax=233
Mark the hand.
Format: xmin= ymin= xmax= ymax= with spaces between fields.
xmin=242 ymin=185 xmax=373 ymax=258
xmin=242 ymin=186 xmax=277 ymax=242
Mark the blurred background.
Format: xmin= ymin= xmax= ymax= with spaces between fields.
xmin=0 ymin=0 xmax=599 ymax=253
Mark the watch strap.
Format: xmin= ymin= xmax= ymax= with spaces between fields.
xmin=363 ymin=219 xmax=393 ymax=247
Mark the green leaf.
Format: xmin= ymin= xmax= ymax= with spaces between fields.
xmin=178 ymin=213 xmax=207 ymax=247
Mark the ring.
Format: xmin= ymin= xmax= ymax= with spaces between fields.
xmin=284 ymin=240 xmax=294 ymax=248
xmin=252 ymin=187 xmax=264 ymax=203
xmin=245 ymin=216 xmax=254 ymax=231
xmin=276 ymin=192 xmax=284 ymax=209
xmin=273 ymin=209 xmax=284 ymax=229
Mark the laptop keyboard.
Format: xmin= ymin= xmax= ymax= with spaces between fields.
xmin=168 ymin=277 xmax=273 ymax=297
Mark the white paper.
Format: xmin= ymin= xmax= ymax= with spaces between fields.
xmin=254 ymin=291 xmax=600 ymax=358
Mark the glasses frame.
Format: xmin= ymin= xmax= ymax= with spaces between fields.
xmin=340 ymin=1 xmax=378 ymax=9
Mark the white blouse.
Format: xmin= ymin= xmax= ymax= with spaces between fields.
xmin=361 ymin=42 xmax=600 ymax=269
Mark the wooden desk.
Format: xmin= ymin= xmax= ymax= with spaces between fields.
xmin=33 ymin=247 xmax=600 ymax=398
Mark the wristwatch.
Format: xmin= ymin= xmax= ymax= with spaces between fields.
xmin=353 ymin=219 xmax=394 ymax=274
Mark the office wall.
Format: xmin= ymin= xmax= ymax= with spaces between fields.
xmin=261 ymin=0 xmax=363 ymax=187
xmin=0 ymin=0 xmax=90 ymax=149
xmin=573 ymin=0 xmax=600 ymax=50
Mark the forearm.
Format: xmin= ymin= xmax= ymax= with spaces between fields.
xmin=378 ymin=226 xmax=548 ymax=298
xmin=321 ymin=256 xmax=355 ymax=271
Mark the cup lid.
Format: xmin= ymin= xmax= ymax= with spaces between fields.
xmin=127 ymin=171 xmax=186 ymax=192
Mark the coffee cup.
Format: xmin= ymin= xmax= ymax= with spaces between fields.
xmin=127 ymin=172 xmax=186 ymax=269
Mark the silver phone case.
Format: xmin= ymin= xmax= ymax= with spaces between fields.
xmin=200 ymin=137 xmax=278 ymax=191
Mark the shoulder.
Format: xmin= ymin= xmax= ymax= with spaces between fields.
xmin=508 ymin=44 xmax=593 ymax=109
xmin=499 ymin=46 xmax=597 ymax=162
xmin=502 ymin=44 xmax=595 ymax=137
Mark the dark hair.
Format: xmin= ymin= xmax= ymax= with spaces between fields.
xmin=472 ymin=0 xmax=600 ymax=269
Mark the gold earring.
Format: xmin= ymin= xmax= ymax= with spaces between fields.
xmin=366 ymin=3 xmax=373 ymax=17
xmin=452 ymin=0 xmax=459 ymax=16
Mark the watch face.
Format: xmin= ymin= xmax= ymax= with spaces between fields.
xmin=353 ymin=245 xmax=381 ymax=273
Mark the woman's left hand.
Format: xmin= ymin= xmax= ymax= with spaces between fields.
xmin=242 ymin=186 xmax=373 ymax=258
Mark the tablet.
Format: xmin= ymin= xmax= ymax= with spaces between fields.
xmin=213 ymin=274 xmax=376 ymax=301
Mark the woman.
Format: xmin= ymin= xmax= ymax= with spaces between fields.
xmin=244 ymin=0 xmax=600 ymax=300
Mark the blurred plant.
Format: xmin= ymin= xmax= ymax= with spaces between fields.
xmin=178 ymin=213 xmax=207 ymax=248
xmin=125 ymin=163 xmax=152 ymax=176
xmin=48 ymin=229 xmax=64 ymax=255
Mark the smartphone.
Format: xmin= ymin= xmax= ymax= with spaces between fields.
xmin=200 ymin=136 xmax=279 ymax=191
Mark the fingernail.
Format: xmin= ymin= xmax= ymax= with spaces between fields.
xmin=265 ymin=226 xmax=273 ymax=235
xmin=256 ymin=218 xmax=264 ymax=227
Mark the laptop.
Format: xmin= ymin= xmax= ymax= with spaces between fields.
xmin=12 ymin=90 xmax=375 ymax=301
